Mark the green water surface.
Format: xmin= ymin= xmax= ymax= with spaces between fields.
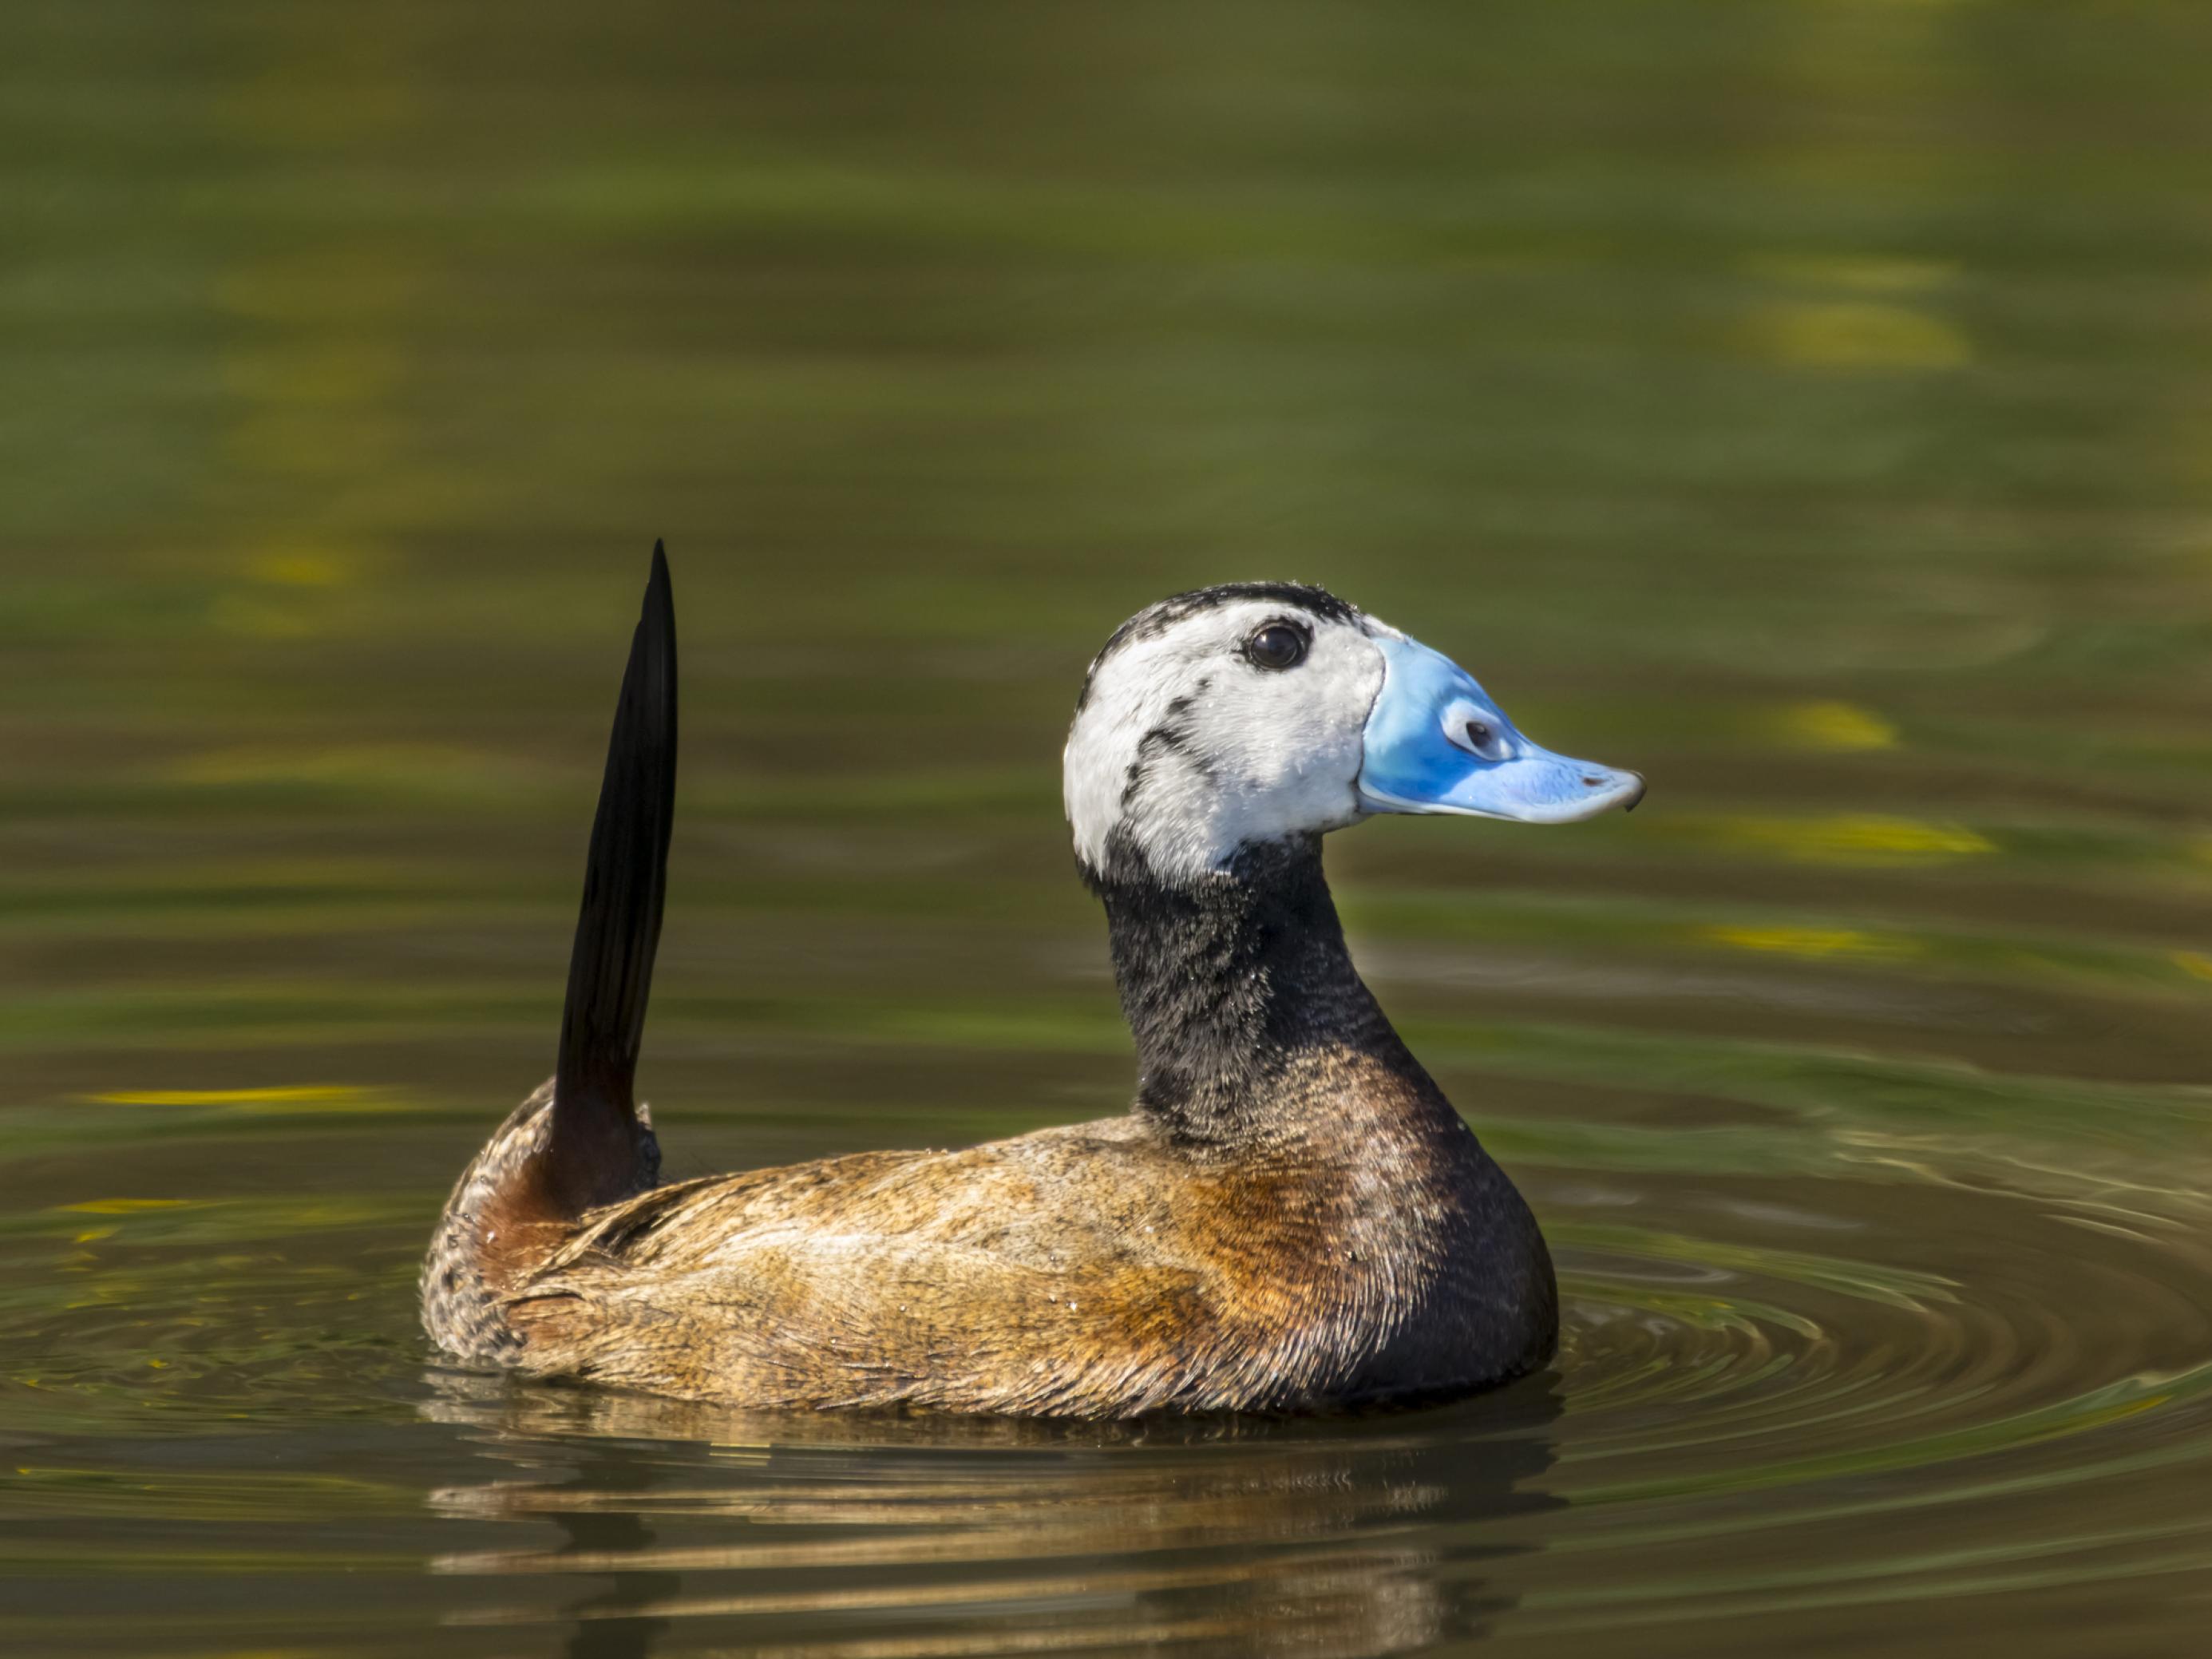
xmin=5 ymin=2 xmax=2212 ymax=1655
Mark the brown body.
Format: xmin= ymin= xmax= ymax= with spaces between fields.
xmin=425 ymin=1043 xmax=1553 ymax=1415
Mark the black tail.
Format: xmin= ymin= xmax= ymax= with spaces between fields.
xmin=544 ymin=542 xmax=677 ymax=1216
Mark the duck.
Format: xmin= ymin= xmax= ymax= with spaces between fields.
xmin=421 ymin=544 xmax=1643 ymax=1416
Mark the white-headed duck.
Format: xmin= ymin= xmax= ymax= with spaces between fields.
xmin=421 ymin=545 xmax=1642 ymax=1415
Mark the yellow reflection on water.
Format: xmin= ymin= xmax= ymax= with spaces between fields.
xmin=1703 ymin=925 xmax=1919 ymax=961
xmin=1739 ymin=300 xmax=1973 ymax=373
xmin=1697 ymin=814 xmax=1994 ymax=865
xmin=1762 ymin=701 xmax=1900 ymax=752
xmin=245 ymin=548 xmax=362 ymax=588
xmin=84 ymin=1085 xmax=381 ymax=1109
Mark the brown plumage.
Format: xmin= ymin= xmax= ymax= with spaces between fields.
xmin=420 ymin=551 xmax=1635 ymax=1417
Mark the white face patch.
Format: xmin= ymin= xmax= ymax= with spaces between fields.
xmin=1063 ymin=592 xmax=1395 ymax=882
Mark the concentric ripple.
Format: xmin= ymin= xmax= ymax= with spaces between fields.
xmin=1525 ymin=1161 xmax=2212 ymax=1647
xmin=6 ymin=1087 xmax=2209 ymax=1658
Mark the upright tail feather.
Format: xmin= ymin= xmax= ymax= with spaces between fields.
xmin=422 ymin=544 xmax=675 ymax=1358
xmin=544 ymin=541 xmax=678 ymax=1216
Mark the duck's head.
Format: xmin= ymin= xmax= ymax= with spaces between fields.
xmin=1066 ymin=582 xmax=1643 ymax=885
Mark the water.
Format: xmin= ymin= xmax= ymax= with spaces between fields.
xmin=6 ymin=2 xmax=2212 ymax=1653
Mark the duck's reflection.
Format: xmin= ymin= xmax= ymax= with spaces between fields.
xmin=421 ymin=1372 xmax=1561 ymax=1659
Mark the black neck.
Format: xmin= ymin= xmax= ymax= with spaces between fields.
xmin=1083 ymin=833 xmax=1411 ymax=1143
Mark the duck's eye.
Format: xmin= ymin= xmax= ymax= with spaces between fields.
xmin=1245 ymin=624 xmax=1308 ymax=671
xmin=1449 ymin=711 xmax=1510 ymax=760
